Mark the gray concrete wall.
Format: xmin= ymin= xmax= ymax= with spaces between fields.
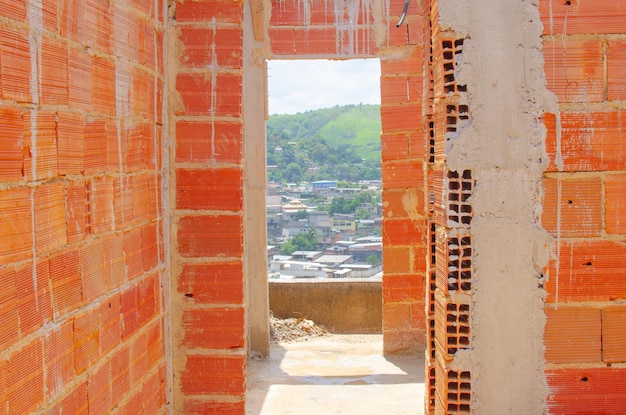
xmin=269 ymin=279 xmax=382 ymax=333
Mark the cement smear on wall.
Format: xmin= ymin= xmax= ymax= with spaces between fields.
xmin=438 ymin=0 xmax=554 ymax=412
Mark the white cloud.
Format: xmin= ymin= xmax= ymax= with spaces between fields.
xmin=267 ymin=59 xmax=380 ymax=115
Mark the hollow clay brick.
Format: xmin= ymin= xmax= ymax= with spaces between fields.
xmin=7 ymin=339 xmax=43 ymax=414
xmin=544 ymin=305 xmax=602 ymax=364
xmin=539 ymin=0 xmax=626 ymax=35
xmin=178 ymin=215 xmax=243 ymax=258
xmin=546 ymin=368 xmax=626 ymax=414
xmin=542 ymin=177 xmax=602 ymax=238
xmin=544 ymin=111 xmax=626 ymax=172
xmin=543 ymin=40 xmax=604 ymax=103
xmin=178 ymin=262 xmax=244 ymax=305
xmin=175 ymin=0 xmax=243 ymax=23
xmin=545 ymin=239 xmax=626 ymax=303
xmin=608 ymin=40 xmax=626 ymax=100
xmin=382 ymin=160 xmax=423 ymax=189
xmin=176 ymin=119 xmax=243 ymax=164
xmin=606 ymin=174 xmax=626 ymax=234
xmin=602 ymin=305 xmax=626 ymax=363
xmin=383 ymin=273 xmax=425 ymax=302
xmin=179 ymin=26 xmax=243 ymax=69
xmin=176 ymin=168 xmax=243 ymax=211
xmin=382 ymin=217 xmax=427 ymax=246
xmin=181 ymin=354 xmax=245 ymax=395
xmin=182 ymin=308 xmax=245 ymax=349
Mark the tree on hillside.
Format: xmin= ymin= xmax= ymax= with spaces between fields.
xmin=280 ymin=229 xmax=318 ymax=255
xmin=355 ymin=209 xmax=372 ymax=220
xmin=329 ymin=192 xmax=376 ymax=215
xmin=366 ymin=254 xmax=380 ymax=266
xmin=294 ymin=210 xmax=309 ymax=220
xmin=283 ymin=162 xmax=303 ymax=183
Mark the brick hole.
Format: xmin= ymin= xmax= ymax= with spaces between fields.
xmin=445 ymin=370 xmax=472 ymax=414
xmin=429 ymin=317 xmax=436 ymax=359
xmin=446 ymin=116 xmax=457 ymax=131
xmin=446 ymin=170 xmax=473 ymax=226
xmin=428 ymin=365 xmax=436 ymax=411
xmin=437 ymin=300 xmax=471 ymax=357
xmin=85 ymin=182 xmax=93 ymax=235
xmin=428 ymin=119 xmax=435 ymax=163
xmin=443 ymin=233 xmax=472 ymax=293
xmin=429 ymin=272 xmax=436 ymax=315
xmin=430 ymin=223 xmax=437 ymax=264
xmin=584 ymin=261 xmax=592 ymax=266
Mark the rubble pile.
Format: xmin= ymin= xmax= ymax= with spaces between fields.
xmin=270 ymin=314 xmax=329 ymax=342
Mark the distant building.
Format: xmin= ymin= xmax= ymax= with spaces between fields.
xmin=355 ymin=219 xmax=375 ymax=231
xmin=291 ymin=251 xmax=323 ymax=261
xmin=348 ymin=241 xmax=382 ymax=262
xmin=281 ymin=199 xmax=309 ymax=213
xmin=332 ymin=213 xmax=355 ymax=231
xmin=309 ymin=211 xmax=331 ymax=227
xmin=312 ymin=180 xmax=337 ymax=190
xmin=313 ymin=254 xmax=353 ymax=267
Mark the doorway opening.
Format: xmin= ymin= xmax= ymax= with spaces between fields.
xmin=265 ymin=58 xmax=383 ymax=335
xmin=245 ymin=57 xmax=425 ymax=415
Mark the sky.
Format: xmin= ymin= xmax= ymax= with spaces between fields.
xmin=267 ymin=59 xmax=381 ymax=115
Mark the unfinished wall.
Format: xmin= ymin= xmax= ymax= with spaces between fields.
xmin=539 ymin=1 xmax=626 ymax=412
xmin=424 ymin=0 xmax=550 ymax=411
xmin=267 ymin=0 xmax=428 ymax=355
xmin=269 ymin=279 xmax=382 ymax=333
xmin=0 ymin=0 xmax=168 ymax=413
xmin=424 ymin=0 xmax=626 ymax=414
xmin=168 ymin=0 xmax=247 ymax=413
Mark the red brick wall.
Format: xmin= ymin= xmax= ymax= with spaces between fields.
xmin=0 ymin=1 xmax=168 ymax=413
xmin=171 ymin=0 xmax=246 ymax=413
xmin=539 ymin=1 xmax=626 ymax=412
xmin=269 ymin=0 xmax=428 ymax=355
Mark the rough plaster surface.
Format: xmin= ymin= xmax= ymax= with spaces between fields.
xmin=244 ymin=0 xmax=271 ymax=358
xmin=438 ymin=0 xmax=554 ymax=413
xmin=166 ymin=1 xmax=185 ymax=411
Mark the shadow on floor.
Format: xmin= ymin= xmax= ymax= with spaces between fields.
xmin=246 ymin=334 xmax=425 ymax=415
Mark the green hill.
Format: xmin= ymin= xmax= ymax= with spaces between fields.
xmin=266 ymin=104 xmax=382 ymax=183
xmin=267 ymin=104 xmax=381 ymax=161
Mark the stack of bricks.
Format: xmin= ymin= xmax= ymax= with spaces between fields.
xmin=0 ymin=0 xmax=167 ymax=413
xmin=171 ymin=0 xmax=247 ymax=413
xmin=424 ymin=0 xmax=473 ymax=413
xmin=538 ymin=1 xmax=626 ymax=412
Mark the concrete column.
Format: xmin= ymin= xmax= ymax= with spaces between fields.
xmin=436 ymin=0 xmax=553 ymax=413
xmin=243 ymin=0 xmax=270 ymax=358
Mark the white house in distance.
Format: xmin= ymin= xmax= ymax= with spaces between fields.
xmin=281 ymin=199 xmax=309 ymax=213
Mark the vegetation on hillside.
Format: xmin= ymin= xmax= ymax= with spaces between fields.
xmin=266 ymin=104 xmax=382 ymax=183
xmin=280 ymin=229 xmax=318 ymax=255
xmin=329 ymin=193 xmax=377 ymax=216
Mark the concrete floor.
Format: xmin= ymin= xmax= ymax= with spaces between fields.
xmin=246 ymin=334 xmax=425 ymax=415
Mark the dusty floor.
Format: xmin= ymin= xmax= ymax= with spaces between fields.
xmin=246 ymin=334 xmax=425 ymax=415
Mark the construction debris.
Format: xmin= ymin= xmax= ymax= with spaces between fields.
xmin=270 ymin=313 xmax=329 ymax=342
